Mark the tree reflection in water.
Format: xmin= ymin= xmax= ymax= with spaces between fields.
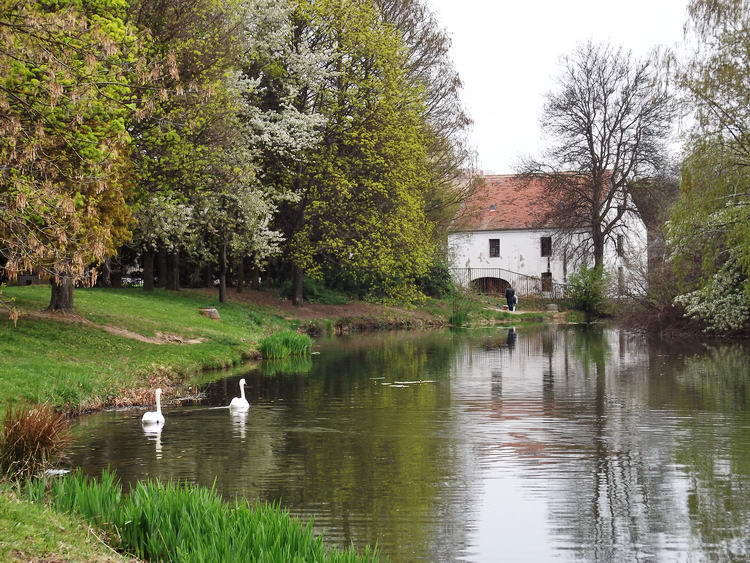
xmin=69 ymin=327 xmax=750 ymax=562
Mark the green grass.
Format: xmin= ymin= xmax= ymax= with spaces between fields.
xmin=258 ymin=330 xmax=312 ymax=359
xmin=0 ymin=488 xmax=125 ymax=561
xmin=426 ymin=293 xmax=549 ymax=326
xmin=26 ymin=471 xmax=377 ymax=562
xmin=0 ymin=286 xmax=289 ymax=414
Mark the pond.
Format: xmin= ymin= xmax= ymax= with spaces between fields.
xmin=69 ymin=326 xmax=750 ymax=562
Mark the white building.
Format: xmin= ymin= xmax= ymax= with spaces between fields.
xmin=448 ymin=174 xmax=647 ymax=296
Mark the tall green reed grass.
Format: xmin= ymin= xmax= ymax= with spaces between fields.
xmin=27 ymin=471 xmax=377 ymax=562
xmin=258 ymin=330 xmax=312 ymax=359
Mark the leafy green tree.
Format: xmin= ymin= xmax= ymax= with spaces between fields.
xmin=0 ymin=0 xmax=156 ymax=310
xmin=127 ymin=0 xmax=282 ymax=300
xmin=247 ymin=0 xmax=436 ymax=303
xmin=669 ymin=0 xmax=750 ymax=333
xmin=567 ymin=265 xmax=611 ymax=318
xmin=376 ymin=0 xmax=477 ymax=232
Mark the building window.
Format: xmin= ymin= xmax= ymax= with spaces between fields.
xmin=541 ymin=272 xmax=553 ymax=292
xmin=616 ymin=234 xmax=624 ymax=257
xmin=489 ymin=239 xmax=500 ymax=257
xmin=540 ymin=236 xmax=552 ymax=257
xmin=489 ymin=203 xmax=497 ymax=212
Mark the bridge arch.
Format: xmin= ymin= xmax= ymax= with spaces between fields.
xmin=471 ymin=276 xmax=510 ymax=294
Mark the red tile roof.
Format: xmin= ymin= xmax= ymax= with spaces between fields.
xmin=451 ymin=174 xmax=550 ymax=232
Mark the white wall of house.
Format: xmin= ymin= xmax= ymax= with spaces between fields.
xmin=448 ymin=228 xmax=566 ymax=281
xmin=448 ymin=214 xmax=648 ymax=293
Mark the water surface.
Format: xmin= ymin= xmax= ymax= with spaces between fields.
xmin=69 ymin=326 xmax=750 ymax=561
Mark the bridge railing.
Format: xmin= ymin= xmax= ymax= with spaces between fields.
xmin=449 ymin=267 xmax=568 ymax=301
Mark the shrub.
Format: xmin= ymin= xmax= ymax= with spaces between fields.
xmin=1 ymin=404 xmax=70 ymax=480
xmin=31 ymin=471 xmax=376 ymax=562
xmin=673 ymin=261 xmax=750 ymax=334
xmin=416 ymin=264 xmax=454 ymax=299
xmin=448 ymin=310 xmax=468 ymax=326
xmin=566 ymin=265 xmax=610 ymax=317
xmin=280 ymin=277 xmax=349 ymax=305
xmin=258 ymin=330 xmax=312 ymax=359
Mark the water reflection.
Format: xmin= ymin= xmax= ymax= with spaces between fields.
xmin=230 ymin=408 xmax=248 ymax=441
xmin=69 ymin=327 xmax=750 ymax=562
xmin=142 ymin=425 xmax=163 ymax=460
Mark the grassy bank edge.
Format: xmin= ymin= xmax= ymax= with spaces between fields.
xmin=0 ymin=486 xmax=129 ymax=562
xmin=0 ymin=286 xmax=563 ymax=418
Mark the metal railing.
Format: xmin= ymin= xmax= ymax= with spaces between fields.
xmin=450 ymin=267 xmax=567 ymax=301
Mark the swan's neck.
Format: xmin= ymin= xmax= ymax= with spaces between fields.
xmin=240 ymin=384 xmax=246 ymax=401
xmin=156 ymin=393 xmax=162 ymax=414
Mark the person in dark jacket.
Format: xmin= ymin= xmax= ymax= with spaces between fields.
xmin=505 ymin=286 xmax=516 ymax=311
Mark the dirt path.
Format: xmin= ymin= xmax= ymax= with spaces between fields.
xmin=194 ymin=288 xmax=445 ymax=322
xmin=17 ymin=310 xmax=205 ymax=345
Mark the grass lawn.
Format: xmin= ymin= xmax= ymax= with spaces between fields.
xmin=0 ymin=488 xmax=127 ymax=562
xmin=0 ymin=286 xmax=289 ymax=414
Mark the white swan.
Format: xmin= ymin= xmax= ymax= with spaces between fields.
xmin=141 ymin=388 xmax=165 ymax=425
xmin=229 ymin=378 xmax=250 ymax=411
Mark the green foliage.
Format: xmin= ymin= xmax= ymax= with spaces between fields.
xmin=30 ymin=471 xmax=377 ymax=562
xmin=280 ymin=277 xmax=349 ymax=305
xmin=259 ymin=331 xmax=312 ymax=359
xmin=0 ymin=0 xmax=154 ymax=286
xmin=673 ymin=259 xmax=750 ymax=334
xmin=669 ymin=1 xmax=750 ymax=332
xmin=566 ymin=265 xmax=610 ymax=317
xmin=448 ymin=310 xmax=468 ymax=327
xmin=0 ymin=488 xmax=127 ymax=561
xmin=417 ymin=264 xmax=455 ymax=299
xmin=251 ymin=0 xmax=437 ymax=301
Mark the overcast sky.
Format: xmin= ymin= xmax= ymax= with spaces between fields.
xmin=428 ymin=0 xmax=690 ymax=174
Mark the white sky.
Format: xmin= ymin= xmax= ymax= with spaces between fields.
xmin=429 ymin=0 xmax=690 ymax=174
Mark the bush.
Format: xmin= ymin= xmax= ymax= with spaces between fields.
xmin=673 ymin=261 xmax=750 ymax=334
xmin=416 ymin=264 xmax=454 ymax=299
xmin=1 ymin=404 xmax=70 ymax=480
xmin=448 ymin=310 xmax=468 ymax=326
xmin=31 ymin=471 xmax=376 ymax=562
xmin=566 ymin=265 xmax=610 ymax=317
xmin=280 ymin=277 xmax=349 ymax=305
xmin=258 ymin=330 xmax=312 ymax=359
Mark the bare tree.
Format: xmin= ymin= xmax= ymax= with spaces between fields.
xmin=521 ymin=42 xmax=676 ymax=268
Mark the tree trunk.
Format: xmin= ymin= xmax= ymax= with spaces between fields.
xmin=157 ymin=248 xmax=168 ymax=288
xmin=142 ymin=250 xmax=155 ymax=292
xmin=292 ymin=265 xmax=304 ymax=306
xmin=166 ymin=252 xmax=180 ymax=291
xmin=592 ymin=230 xmax=605 ymax=269
xmin=250 ymin=264 xmax=261 ymax=290
xmin=204 ymin=262 xmax=213 ymax=288
xmin=219 ymin=243 xmax=227 ymax=303
xmin=236 ymin=256 xmax=245 ymax=294
xmin=100 ymin=259 xmax=112 ymax=288
xmin=48 ymin=277 xmax=74 ymax=312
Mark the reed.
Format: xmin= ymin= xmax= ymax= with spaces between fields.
xmin=258 ymin=330 xmax=312 ymax=359
xmin=0 ymin=404 xmax=70 ymax=479
xmin=33 ymin=471 xmax=377 ymax=562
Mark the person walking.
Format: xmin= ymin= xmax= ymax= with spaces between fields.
xmin=505 ymin=285 xmax=516 ymax=311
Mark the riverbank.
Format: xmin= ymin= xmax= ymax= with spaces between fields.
xmin=0 ymin=285 xmax=559 ymax=416
xmin=0 ymin=486 xmax=126 ymax=561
